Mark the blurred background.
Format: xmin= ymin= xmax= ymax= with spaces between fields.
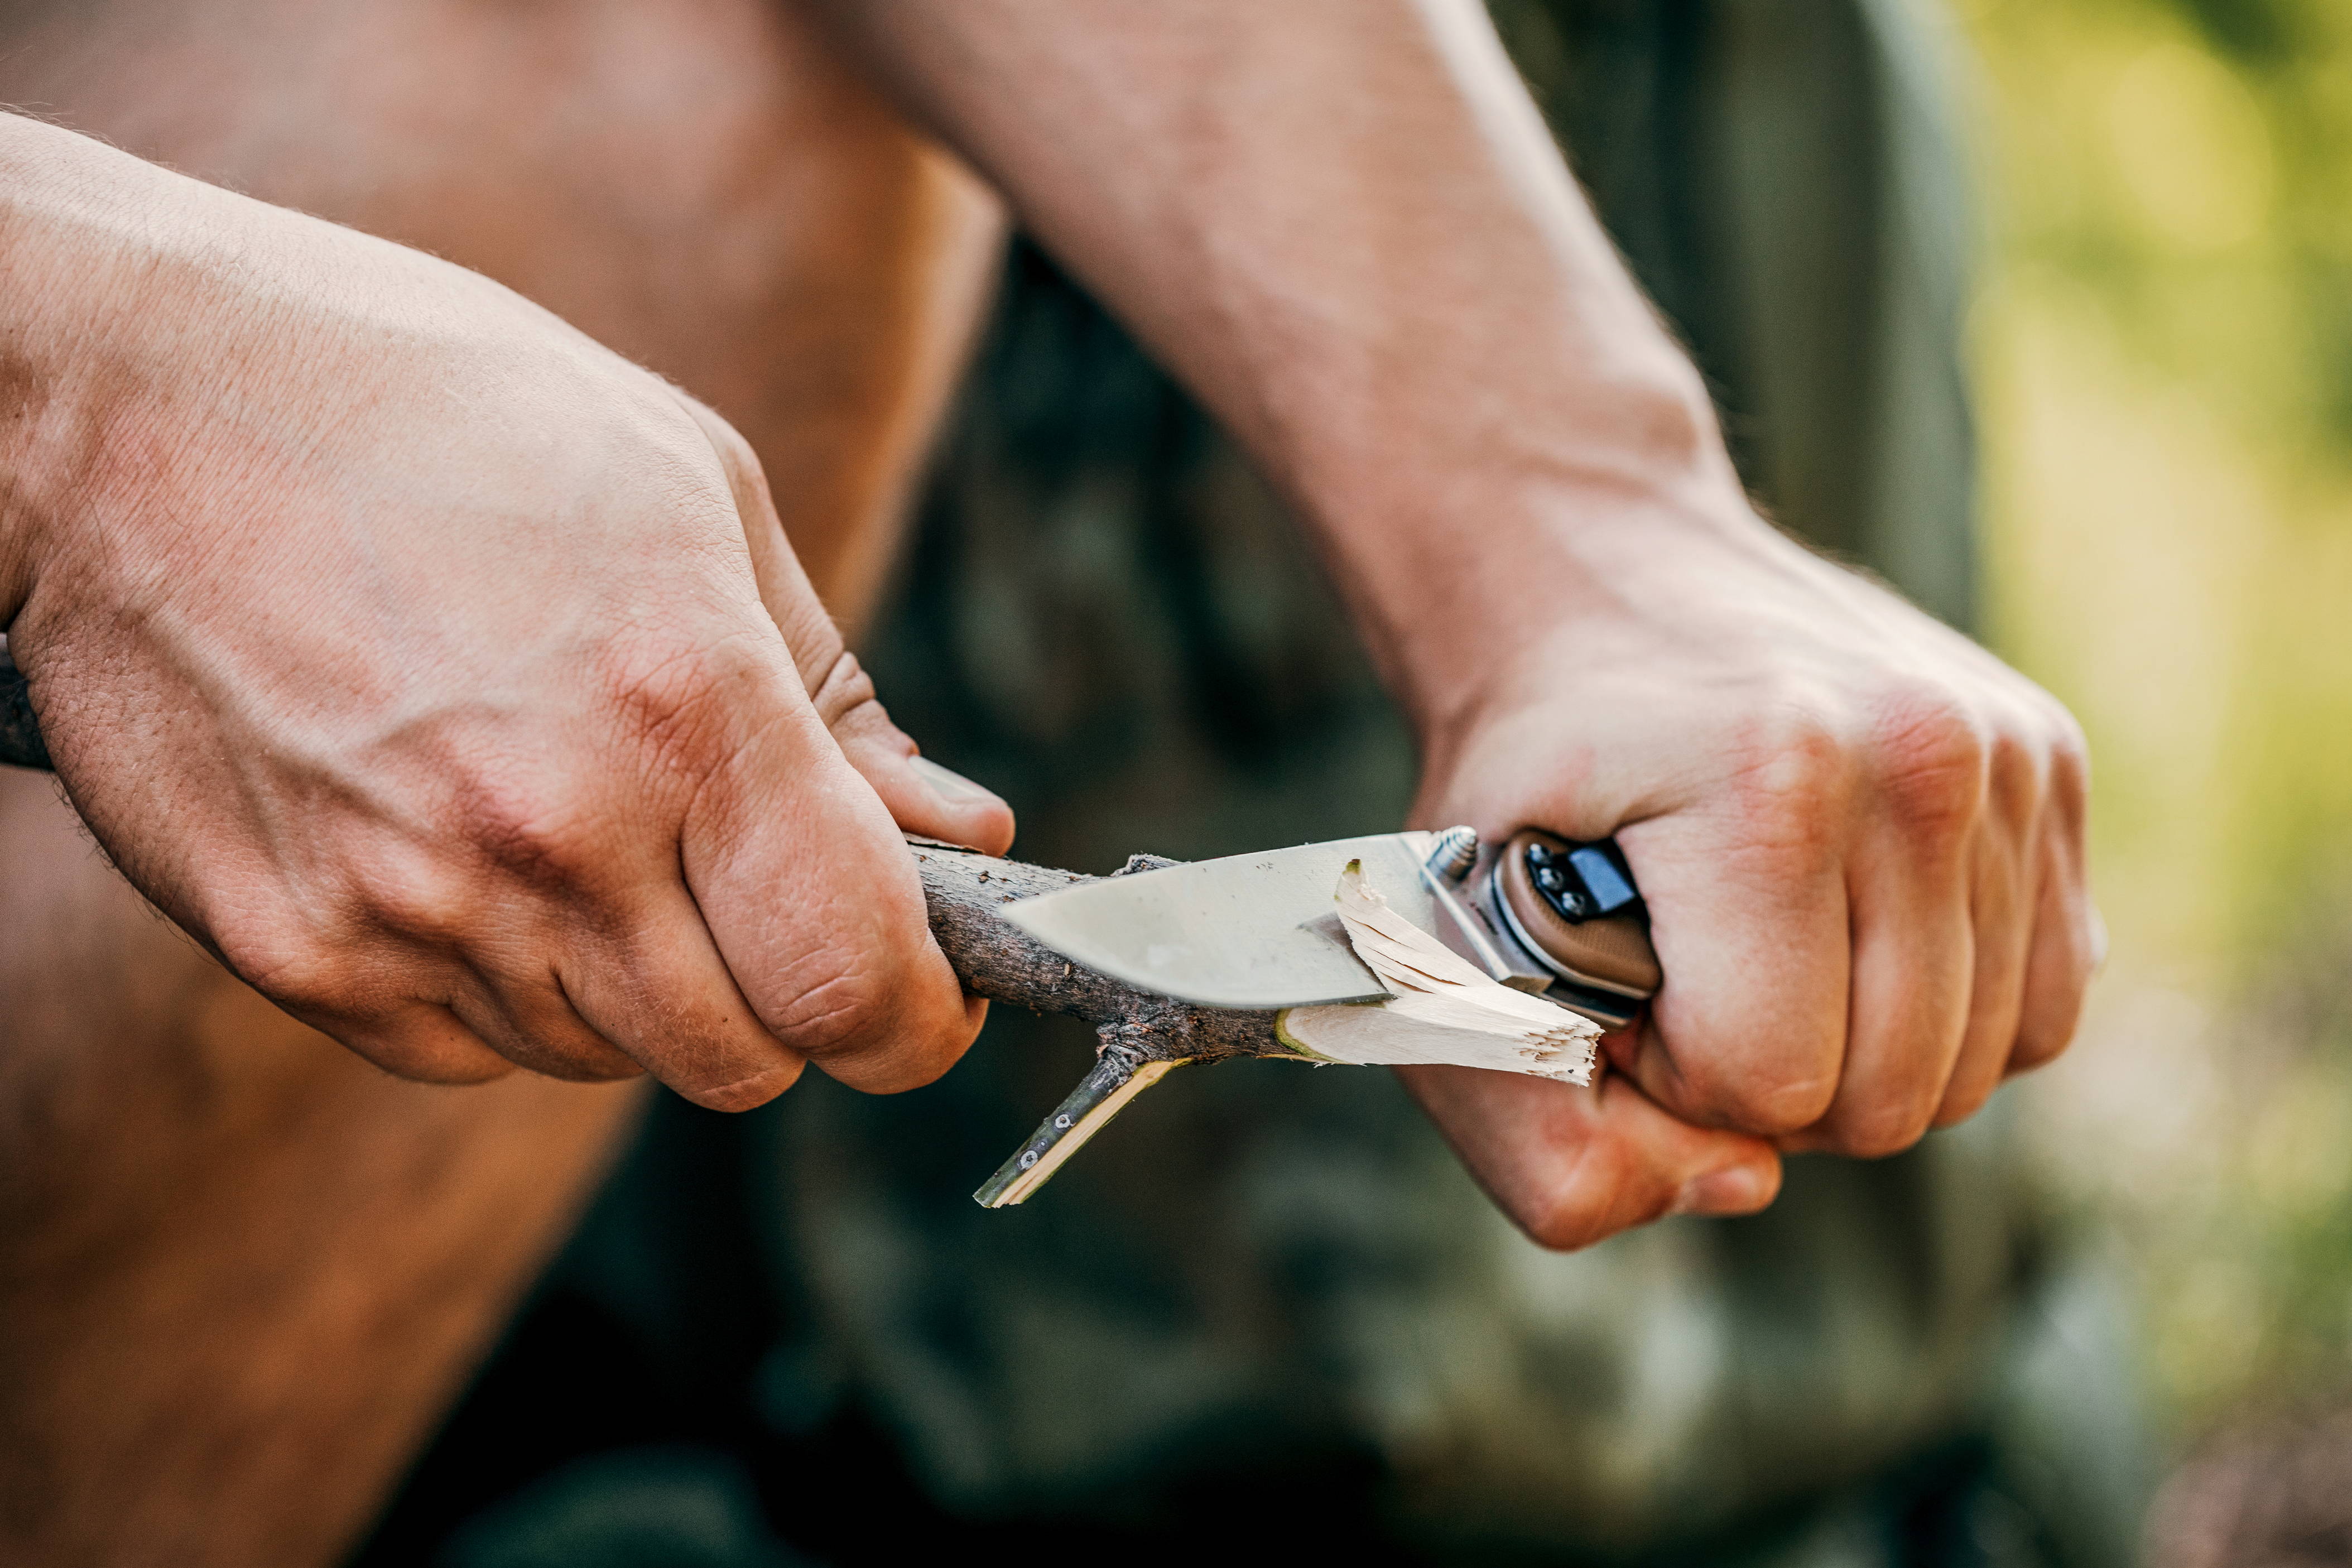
xmin=1961 ymin=0 xmax=2352 ymax=1541
xmin=355 ymin=4 xmax=2352 ymax=1564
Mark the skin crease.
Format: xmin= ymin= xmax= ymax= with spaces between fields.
xmin=0 ymin=0 xmax=2093 ymax=1560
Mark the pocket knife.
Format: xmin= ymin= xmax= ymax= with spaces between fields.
xmin=927 ymin=823 xmax=1660 ymax=1205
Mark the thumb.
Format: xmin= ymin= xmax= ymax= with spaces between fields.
xmin=810 ymin=652 xmax=1016 ymax=856
xmin=668 ymin=389 xmax=1016 ymax=856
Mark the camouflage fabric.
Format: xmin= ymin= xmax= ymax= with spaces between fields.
xmin=361 ymin=4 xmax=2147 ymax=1564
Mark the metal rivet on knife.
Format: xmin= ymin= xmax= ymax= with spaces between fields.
xmin=1020 ymin=1152 xmax=1039 ymax=1168
xmin=1055 ymin=1114 xmax=1072 ymax=1128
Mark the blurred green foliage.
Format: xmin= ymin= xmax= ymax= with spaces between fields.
xmin=1962 ymin=0 xmax=2352 ymax=1437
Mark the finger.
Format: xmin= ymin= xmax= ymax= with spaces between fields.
xmin=2008 ymin=825 xmax=2096 ymax=1077
xmin=1793 ymin=814 xmax=1974 ymax=1157
xmin=2005 ymin=723 xmax=2094 ymax=1075
xmin=662 ymin=388 xmax=983 ymax=1089
xmin=670 ymin=390 xmax=1016 ymax=857
xmin=551 ymin=883 xmax=812 ymax=1110
xmin=1618 ymin=786 xmax=1851 ymax=1137
xmin=439 ymin=971 xmax=647 ymax=1085
xmin=681 ymin=678 xmax=982 ymax=1095
xmin=231 ymin=919 xmax=522 ymax=1085
xmin=326 ymin=1000 xmax=516 ymax=1086
xmin=809 ymin=648 xmax=1016 ymax=854
xmin=326 ymin=829 xmax=698 ymax=1090
xmin=667 ymin=389 xmax=845 ymax=691
xmin=1397 ymin=1063 xmax=1782 ymax=1251
xmin=1933 ymin=805 xmax=2036 ymax=1129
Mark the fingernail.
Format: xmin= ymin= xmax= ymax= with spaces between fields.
xmin=1671 ymin=1164 xmax=1771 ymax=1218
xmin=910 ymin=755 xmax=1003 ymax=806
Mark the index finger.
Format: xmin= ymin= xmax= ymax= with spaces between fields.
xmin=1616 ymin=779 xmax=1851 ymax=1138
xmin=671 ymin=389 xmax=1015 ymax=856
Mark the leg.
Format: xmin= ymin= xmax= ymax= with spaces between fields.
xmin=0 ymin=768 xmax=647 ymax=1565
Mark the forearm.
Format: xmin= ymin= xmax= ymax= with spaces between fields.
xmin=812 ymin=0 xmax=1743 ymax=728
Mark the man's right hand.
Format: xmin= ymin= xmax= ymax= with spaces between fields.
xmin=0 ymin=113 xmax=1011 ymax=1106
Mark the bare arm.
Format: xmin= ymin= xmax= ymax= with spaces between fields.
xmin=810 ymin=2 xmax=1699 ymax=705
xmin=816 ymin=0 xmax=2095 ymax=1243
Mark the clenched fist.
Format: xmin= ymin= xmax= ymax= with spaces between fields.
xmin=0 ymin=113 xmax=1012 ymax=1105
xmin=1403 ymin=485 xmax=2095 ymax=1248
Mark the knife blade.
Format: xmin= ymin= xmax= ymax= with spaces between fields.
xmin=998 ymin=830 xmax=1442 ymax=1008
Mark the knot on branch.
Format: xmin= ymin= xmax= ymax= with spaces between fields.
xmin=1114 ymin=853 xmax=1181 ymax=876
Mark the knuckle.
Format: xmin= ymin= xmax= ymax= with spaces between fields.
xmin=596 ymin=632 xmax=768 ymax=766
xmin=773 ymin=946 xmax=974 ymax=1093
xmin=1869 ymin=684 xmax=1988 ymax=838
xmin=1519 ymin=1131 xmax=1685 ymax=1250
xmin=764 ymin=956 xmax=893 ymax=1060
xmin=358 ymin=852 xmax=480 ymax=945
xmin=683 ymin=393 xmax=763 ymax=480
xmin=1829 ymin=1098 xmax=1939 ymax=1159
xmin=1514 ymin=1134 xmax=1624 ymax=1252
xmin=446 ymin=765 xmax=612 ymax=885
xmin=521 ymin=1040 xmax=646 ymax=1085
xmin=208 ymin=907 xmax=347 ymax=1012
xmin=1523 ymin=1192 xmax=1613 ymax=1253
xmin=807 ymin=649 xmax=884 ymax=733
xmin=2050 ymin=706 xmax=2090 ymax=768
xmin=2045 ymin=711 xmax=2093 ymax=814
xmin=1984 ymin=724 xmax=2041 ymax=816
xmin=679 ymin=1060 xmax=801 ymax=1112
xmin=722 ymin=843 xmax=964 ymax=1094
xmin=372 ymin=1037 xmax=516 ymax=1086
xmin=1678 ymin=1055 xmax=1836 ymax=1136
xmin=1725 ymin=698 xmax=1855 ymax=864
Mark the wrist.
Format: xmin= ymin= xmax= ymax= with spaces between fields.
xmin=1309 ymin=372 xmax=1768 ymax=748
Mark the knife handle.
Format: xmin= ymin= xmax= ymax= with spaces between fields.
xmin=1458 ymin=827 xmax=1660 ymax=1030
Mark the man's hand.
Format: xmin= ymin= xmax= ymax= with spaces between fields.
xmin=1397 ymin=489 xmax=2094 ymax=1247
xmin=0 ymin=113 xmax=1012 ymax=1105
xmin=814 ymin=0 xmax=2094 ymax=1247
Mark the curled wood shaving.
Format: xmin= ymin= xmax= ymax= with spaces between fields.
xmin=1276 ymin=860 xmax=1599 ymax=1083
